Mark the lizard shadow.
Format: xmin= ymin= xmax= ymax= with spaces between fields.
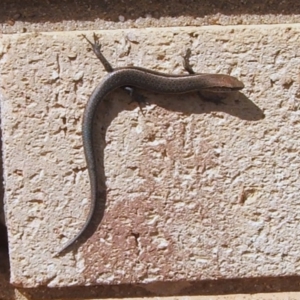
xmin=77 ymin=89 xmax=264 ymax=256
xmin=143 ymin=90 xmax=264 ymax=120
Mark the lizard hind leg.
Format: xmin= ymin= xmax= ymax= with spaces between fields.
xmin=82 ymin=33 xmax=114 ymax=73
xmin=124 ymin=86 xmax=149 ymax=115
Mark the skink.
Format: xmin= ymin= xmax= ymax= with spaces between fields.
xmin=57 ymin=34 xmax=244 ymax=255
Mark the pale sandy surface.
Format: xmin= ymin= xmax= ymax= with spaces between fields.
xmin=1 ymin=0 xmax=300 ymax=299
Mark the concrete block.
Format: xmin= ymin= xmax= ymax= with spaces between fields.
xmin=1 ymin=25 xmax=299 ymax=287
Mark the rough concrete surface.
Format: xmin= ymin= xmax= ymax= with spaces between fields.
xmin=1 ymin=23 xmax=300 ymax=291
xmin=1 ymin=0 xmax=300 ymax=33
xmin=1 ymin=0 xmax=300 ymax=298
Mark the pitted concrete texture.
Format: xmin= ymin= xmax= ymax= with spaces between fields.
xmin=2 ymin=0 xmax=300 ymax=33
xmin=1 ymin=25 xmax=300 ymax=288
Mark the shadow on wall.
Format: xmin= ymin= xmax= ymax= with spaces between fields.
xmin=0 ymin=223 xmax=8 ymax=251
xmin=12 ymin=276 xmax=300 ymax=298
xmin=1 ymin=0 xmax=300 ymax=24
xmin=0 ymin=126 xmax=8 ymax=252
